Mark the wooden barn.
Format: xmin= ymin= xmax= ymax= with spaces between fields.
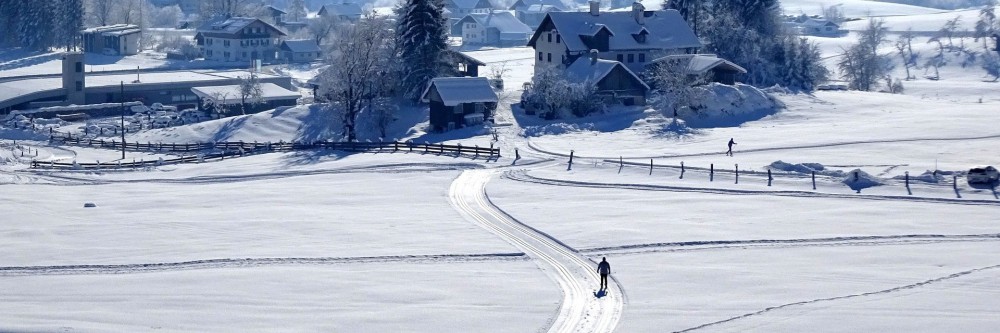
xmin=421 ymin=77 xmax=498 ymax=132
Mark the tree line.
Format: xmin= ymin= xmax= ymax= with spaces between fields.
xmin=0 ymin=0 xmax=85 ymax=51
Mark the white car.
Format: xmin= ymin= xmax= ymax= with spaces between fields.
xmin=967 ymin=166 xmax=999 ymax=184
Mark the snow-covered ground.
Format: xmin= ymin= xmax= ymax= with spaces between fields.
xmin=2 ymin=1 xmax=1000 ymax=331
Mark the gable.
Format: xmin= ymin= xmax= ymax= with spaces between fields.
xmin=530 ymin=10 xmax=700 ymax=52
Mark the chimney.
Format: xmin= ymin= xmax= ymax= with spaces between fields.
xmin=632 ymin=1 xmax=645 ymax=25
xmin=589 ymin=49 xmax=598 ymax=64
xmin=589 ymin=0 xmax=599 ymax=16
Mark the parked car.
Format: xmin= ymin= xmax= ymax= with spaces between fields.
xmin=967 ymin=166 xmax=999 ymax=184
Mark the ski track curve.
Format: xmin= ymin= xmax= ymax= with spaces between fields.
xmin=672 ymin=263 xmax=1000 ymax=333
xmin=0 ymin=253 xmax=527 ymax=276
xmin=504 ymin=170 xmax=1000 ymax=206
xmin=582 ymin=234 xmax=1000 ymax=255
xmin=449 ymin=170 xmax=624 ymax=333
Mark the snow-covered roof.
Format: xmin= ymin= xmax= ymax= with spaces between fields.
xmin=445 ymin=50 xmax=487 ymax=66
xmin=510 ymin=0 xmax=566 ymax=11
xmin=449 ymin=0 xmax=493 ymax=10
xmin=421 ymin=77 xmax=498 ymax=106
xmin=524 ymin=4 xmax=562 ymax=13
xmin=280 ymin=39 xmax=322 ymax=53
xmin=564 ymin=57 xmax=648 ymax=89
xmin=802 ymin=18 xmax=839 ymax=28
xmin=528 ymin=10 xmax=701 ymax=52
xmin=196 ymin=17 xmax=287 ymax=37
xmin=319 ymin=3 xmax=364 ymax=18
xmin=81 ymin=24 xmax=141 ymax=37
xmin=191 ymin=83 xmax=301 ymax=104
xmin=459 ymin=12 xmax=533 ymax=35
xmin=648 ymin=54 xmax=747 ymax=75
xmin=264 ymin=5 xmax=287 ymax=15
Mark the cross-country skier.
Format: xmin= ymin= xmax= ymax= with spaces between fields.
xmin=597 ymin=257 xmax=611 ymax=290
xmin=726 ymin=138 xmax=737 ymax=156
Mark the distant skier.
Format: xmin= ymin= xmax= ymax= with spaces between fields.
xmin=726 ymin=138 xmax=737 ymax=156
xmin=597 ymin=257 xmax=611 ymax=290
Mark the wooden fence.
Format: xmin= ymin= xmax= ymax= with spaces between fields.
xmin=32 ymin=133 xmax=500 ymax=170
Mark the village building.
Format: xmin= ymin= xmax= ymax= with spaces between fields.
xmin=278 ymin=39 xmax=323 ymax=63
xmin=421 ymin=77 xmax=498 ymax=132
xmin=515 ymin=4 xmax=562 ymax=30
xmin=445 ymin=50 xmax=487 ymax=77
xmin=318 ymin=2 xmax=365 ymax=22
xmin=195 ymin=17 xmax=287 ymax=63
xmin=263 ymin=5 xmax=287 ymax=24
xmin=799 ymin=18 xmax=842 ymax=36
xmin=565 ymin=52 xmax=648 ymax=105
xmin=444 ymin=0 xmax=495 ymax=29
xmin=509 ymin=0 xmax=566 ymax=12
xmin=81 ymin=24 xmax=142 ymax=56
xmin=191 ymin=83 xmax=301 ymax=115
xmin=452 ymin=12 xmax=533 ymax=47
xmin=646 ymin=54 xmax=748 ymax=86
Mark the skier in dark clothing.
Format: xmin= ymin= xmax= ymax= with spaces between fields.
xmin=597 ymin=257 xmax=611 ymax=290
xmin=726 ymin=138 xmax=737 ymax=156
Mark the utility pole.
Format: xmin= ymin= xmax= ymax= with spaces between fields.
xmin=120 ymin=81 xmax=126 ymax=160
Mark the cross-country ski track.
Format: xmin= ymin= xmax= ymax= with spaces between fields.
xmin=449 ymin=170 xmax=625 ymax=333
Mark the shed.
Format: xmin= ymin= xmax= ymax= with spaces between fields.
xmin=81 ymin=24 xmax=142 ymax=56
xmin=647 ymin=54 xmax=747 ymax=85
xmin=565 ymin=55 xmax=648 ymax=106
xmin=421 ymin=77 xmax=498 ymax=132
xmin=191 ymin=83 xmax=301 ymax=115
xmin=445 ymin=50 xmax=486 ymax=77
xmin=278 ymin=39 xmax=322 ymax=63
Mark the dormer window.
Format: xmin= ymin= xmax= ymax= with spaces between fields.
xmin=633 ymin=28 xmax=649 ymax=43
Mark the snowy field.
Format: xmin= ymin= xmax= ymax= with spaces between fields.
xmin=3 ymin=0 xmax=1000 ymax=331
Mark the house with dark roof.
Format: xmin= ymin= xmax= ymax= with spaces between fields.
xmin=527 ymin=1 xmax=701 ymax=74
xmin=263 ymin=5 xmax=287 ymax=24
xmin=319 ymin=2 xmax=364 ymax=22
xmin=799 ymin=18 xmax=841 ymax=36
xmin=509 ymin=0 xmax=566 ymax=11
xmin=452 ymin=11 xmax=533 ymax=46
xmin=444 ymin=0 xmax=494 ymax=30
xmin=421 ymin=77 xmax=498 ymax=132
xmin=278 ymin=39 xmax=323 ymax=63
xmin=195 ymin=17 xmax=287 ymax=62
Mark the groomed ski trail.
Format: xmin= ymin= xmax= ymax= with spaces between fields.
xmin=449 ymin=170 xmax=624 ymax=333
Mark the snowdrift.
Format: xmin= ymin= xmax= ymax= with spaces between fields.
xmin=769 ymin=160 xmax=847 ymax=178
xmin=678 ymin=83 xmax=781 ymax=128
xmin=842 ymin=168 xmax=885 ymax=191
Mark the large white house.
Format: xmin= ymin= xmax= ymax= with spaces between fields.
xmin=527 ymin=1 xmax=701 ymax=74
xmin=195 ymin=17 xmax=287 ymax=63
xmin=453 ymin=11 xmax=533 ymax=46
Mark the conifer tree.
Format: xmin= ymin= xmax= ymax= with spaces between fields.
xmin=396 ymin=0 xmax=453 ymax=102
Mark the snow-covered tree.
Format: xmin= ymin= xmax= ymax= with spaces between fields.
xmin=821 ymin=4 xmax=845 ymax=24
xmin=307 ymin=13 xmax=343 ymax=45
xmin=523 ymin=65 xmax=603 ymax=119
xmin=983 ymin=51 xmax=1000 ymax=80
xmin=396 ymin=0 xmax=453 ymax=102
xmin=238 ymin=72 xmax=264 ymax=115
xmin=317 ymin=13 xmax=396 ymax=141
xmin=939 ymin=15 xmax=963 ymax=49
xmin=975 ymin=0 xmax=998 ymax=50
xmin=648 ymin=57 xmax=702 ymax=117
xmin=87 ymin=0 xmax=116 ymax=26
xmin=18 ymin=1 xmax=55 ymax=50
xmin=288 ymin=0 xmax=307 ymax=22
xmin=838 ymin=18 xmax=894 ymax=91
xmin=56 ymin=0 xmax=85 ymax=51
xmin=201 ymin=0 xmax=256 ymax=18
xmin=662 ymin=0 xmax=705 ymax=35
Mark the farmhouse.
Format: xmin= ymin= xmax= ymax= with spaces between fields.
xmin=527 ymin=2 xmax=701 ymax=74
xmin=421 ymin=77 xmax=498 ymax=132
xmin=278 ymin=39 xmax=323 ymax=63
xmin=318 ymin=2 xmax=364 ymax=22
xmin=444 ymin=0 xmax=494 ymax=29
xmin=195 ymin=17 xmax=286 ymax=63
xmin=81 ymin=24 xmax=142 ymax=56
xmin=453 ymin=12 xmax=533 ymax=47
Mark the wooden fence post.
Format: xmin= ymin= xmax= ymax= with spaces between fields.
xmin=710 ymin=163 xmax=714 ymax=182
xmin=568 ymin=150 xmax=574 ymax=171
xmin=680 ymin=161 xmax=685 ymax=179
xmin=475 ymin=145 xmax=479 ymax=158
xmin=812 ymin=171 xmax=816 ymax=190
xmin=735 ymin=164 xmax=739 ymax=184
xmin=440 ymin=143 xmax=445 ymax=155
xmin=649 ymin=159 xmax=653 ymax=175
xmin=767 ymin=169 xmax=772 ymax=187
xmin=456 ymin=143 xmax=462 ymax=156
xmin=515 ymin=148 xmax=519 ymax=160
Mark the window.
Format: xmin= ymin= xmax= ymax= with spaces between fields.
xmin=538 ymin=52 xmax=543 ymax=60
xmin=547 ymin=53 xmax=551 ymax=62
xmin=224 ymin=40 xmax=230 ymax=47
xmin=207 ymin=38 xmax=213 ymax=46
xmin=75 ymin=62 xmax=82 ymax=73
xmin=454 ymin=105 xmax=463 ymax=114
xmin=616 ymin=54 xmax=623 ymax=62
xmin=207 ymin=50 xmax=213 ymax=57
xmin=547 ymin=33 xmax=552 ymax=43
xmin=638 ymin=53 xmax=645 ymax=62
xmin=556 ymin=34 xmax=560 ymax=43
xmin=224 ymin=51 xmax=230 ymax=58
xmin=242 ymin=52 xmax=247 ymax=58
xmin=75 ymin=81 xmax=82 ymax=91
xmin=627 ymin=53 xmax=634 ymax=63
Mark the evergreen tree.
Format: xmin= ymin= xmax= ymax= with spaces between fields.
xmin=56 ymin=0 xmax=86 ymax=51
xmin=662 ymin=0 xmax=704 ymax=35
xmin=288 ymin=0 xmax=307 ymax=22
xmin=975 ymin=0 xmax=997 ymax=50
xmin=396 ymin=0 xmax=453 ymax=102
xmin=18 ymin=1 xmax=55 ymax=50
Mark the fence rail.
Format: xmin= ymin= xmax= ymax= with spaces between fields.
xmin=31 ymin=133 xmax=500 ymax=170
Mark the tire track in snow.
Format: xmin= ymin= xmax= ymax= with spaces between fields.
xmin=582 ymin=234 xmax=1000 ymax=255
xmin=503 ymin=170 xmax=1000 ymax=206
xmin=672 ymin=263 xmax=1000 ymax=333
xmin=449 ymin=170 xmax=624 ymax=333
xmin=0 ymin=253 xmax=527 ymax=276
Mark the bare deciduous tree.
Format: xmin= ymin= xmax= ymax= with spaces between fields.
xmin=238 ymin=72 xmax=264 ymax=115
xmin=838 ymin=18 xmax=893 ymax=91
xmin=895 ymin=29 xmax=919 ymax=80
